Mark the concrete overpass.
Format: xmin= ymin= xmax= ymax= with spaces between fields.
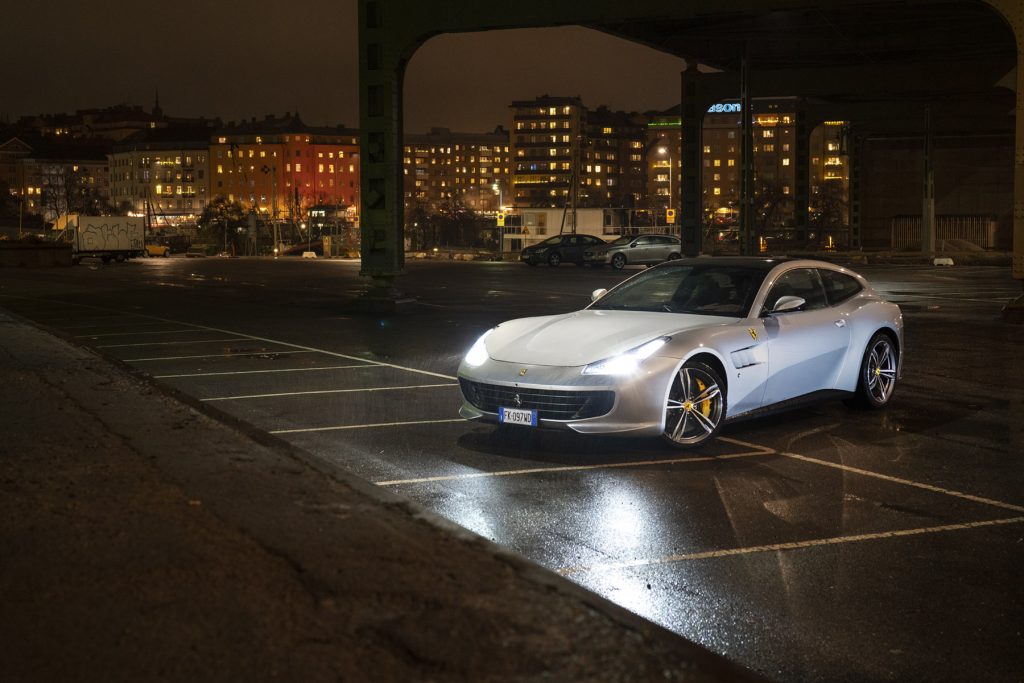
xmin=356 ymin=0 xmax=1022 ymax=298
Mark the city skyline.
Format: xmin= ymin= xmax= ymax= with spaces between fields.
xmin=4 ymin=0 xmax=685 ymax=133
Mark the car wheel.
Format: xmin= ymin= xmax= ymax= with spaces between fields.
xmin=849 ymin=331 xmax=898 ymax=409
xmin=661 ymin=361 xmax=725 ymax=449
xmin=547 ymin=252 xmax=561 ymax=267
xmin=611 ymin=253 xmax=626 ymax=269
xmin=668 ymin=252 xmax=681 ymax=260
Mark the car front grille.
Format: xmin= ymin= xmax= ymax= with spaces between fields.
xmin=459 ymin=379 xmax=614 ymax=420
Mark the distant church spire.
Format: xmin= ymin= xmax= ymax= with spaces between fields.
xmin=153 ymin=89 xmax=163 ymax=118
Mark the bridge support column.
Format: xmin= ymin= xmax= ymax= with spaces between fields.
xmin=356 ymin=1 xmax=413 ymax=310
xmin=680 ymin=65 xmax=708 ymax=256
xmin=793 ymin=100 xmax=810 ymax=244
xmin=985 ymin=0 xmax=1024 ymax=319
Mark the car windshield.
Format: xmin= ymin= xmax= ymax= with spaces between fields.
xmin=589 ymin=263 xmax=768 ymax=317
xmin=537 ymin=236 xmax=562 ymax=246
xmin=609 ymin=236 xmax=633 ymax=246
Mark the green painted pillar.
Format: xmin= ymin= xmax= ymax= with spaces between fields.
xmin=793 ymin=101 xmax=810 ymax=243
xmin=680 ymin=66 xmax=706 ymax=256
xmin=358 ymin=0 xmax=406 ymax=290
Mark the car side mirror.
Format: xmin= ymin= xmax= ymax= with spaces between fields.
xmin=767 ymin=295 xmax=806 ymax=315
xmin=591 ymin=288 xmax=608 ymax=302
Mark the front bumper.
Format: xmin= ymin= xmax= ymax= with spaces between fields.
xmin=520 ymin=251 xmax=546 ymax=264
xmin=457 ymin=355 xmax=680 ymax=436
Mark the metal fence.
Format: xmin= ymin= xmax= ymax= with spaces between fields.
xmin=891 ymin=215 xmax=997 ymax=250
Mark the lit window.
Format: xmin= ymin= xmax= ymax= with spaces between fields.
xmin=713 ymin=187 xmax=721 ymax=195
xmin=602 ymin=127 xmax=613 ymax=134
xmin=782 ymin=158 xmax=790 ymax=166
xmin=703 ymin=145 xmax=711 ymax=153
xmin=216 ymin=165 xmax=223 ymax=174
xmin=714 ymin=159 xmax=721 ymax=167
xmin=783 ymin=186 xmax=790 ymax=194
xmin=295 ymin=163 xmax=302 ymax=172
xmin=727 ymin=159 xmax=735 ymax=167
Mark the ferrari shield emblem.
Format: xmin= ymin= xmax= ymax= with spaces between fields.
xmin=748 ymin=328 xmax=758 ymax=341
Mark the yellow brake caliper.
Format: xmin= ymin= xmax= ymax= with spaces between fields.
xmin=696 ymin=378 xmax=711 ymax=417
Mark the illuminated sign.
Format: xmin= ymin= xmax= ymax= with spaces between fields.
xmin=707 ymin=103 xmax=742 ymax=114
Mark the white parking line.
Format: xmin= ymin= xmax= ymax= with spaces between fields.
xmin=62 ymin=321 xmax=184 ymax=331
xmin=154 ymin=364 xmax=375 ymax=379
xmin=777 ymin=450 xmax=1024 ymax=513
xmin=126 ymin=350 xmax=315 ymax=362
xmin=271 ymin=418 xmax=467 ymax=435
xmin=375 ymin=449 xmax=775 ymax=487
xmin=558 ymin=516 xmax=1024 ymax=576
xmin=78 ymin=328 xmax=217 ymax=338
xmin=202 ymin=383 xmax=458 ymax=402
xmin=96 ymin=338 xmax=245 ymax=349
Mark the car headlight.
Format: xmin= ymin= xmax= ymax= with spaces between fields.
xmin=582 ymin=337 xmax=670 ymax=376
xmin=464 ymin=329 xmax=494 ymax=367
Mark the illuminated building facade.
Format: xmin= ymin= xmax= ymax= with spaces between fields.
xmin=701 ymin=100 xmax=848 ymax=234
xmin=209 ymin=114 xmax=359 ymax=222
xmin=584 ymin=107 xmax=647 ymax=208
xmin=403 ymin=127 xmax=509 ymax=215
xmin=108 ymin=127 xmax=213 ymax=227
xmin=646 ymin=110 xmax=682 ymax=213
xmin=0 ymin=135 xmax=110 ymax=222
xmin=509 ymin=96 xmax=585 ymax=208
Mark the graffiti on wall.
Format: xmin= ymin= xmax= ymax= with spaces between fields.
xmin=77 ymin=218 xmax=144 ymax=251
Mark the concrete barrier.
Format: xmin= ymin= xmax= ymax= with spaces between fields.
xmin=0 ymin=244 xmax=73 ymax=268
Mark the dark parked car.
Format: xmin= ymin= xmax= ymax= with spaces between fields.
xmin=584 ymin=234 xmax=682 ymax=269
xmin=520 ymin=234 xmax=607 ymax=267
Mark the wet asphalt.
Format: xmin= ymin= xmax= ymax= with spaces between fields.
xmin=1 ymin=256 xmax=1021 ymax=682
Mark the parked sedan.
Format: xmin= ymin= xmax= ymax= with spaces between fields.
xmin=584 ymin=234 xmax=682 ymax=269
xmin=458 ymin=257 xmax=902 ymax=449
xmin=520 ymin=234 xmax=607 ymax=267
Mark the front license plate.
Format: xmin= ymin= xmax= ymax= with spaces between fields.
xmin=499 ymin=407 xmax=537 ymax=426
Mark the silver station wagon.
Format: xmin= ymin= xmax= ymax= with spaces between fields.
xmin=584 ymin=234 xmax=682 ymax=269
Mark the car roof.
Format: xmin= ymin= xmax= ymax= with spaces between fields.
xmin=669 ymin=256 xmax=795 ymax=271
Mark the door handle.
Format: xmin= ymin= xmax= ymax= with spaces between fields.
xmin=834 ymin=319 xmax=846 ymax=328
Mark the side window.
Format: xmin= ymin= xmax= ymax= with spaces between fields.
xmin=765 ymin=268 xmax=828 ymax=312
xmin=635 ymin=236 xmax=652 ymax=246
xmin=819 ymin=269 xmax=863 ymax=305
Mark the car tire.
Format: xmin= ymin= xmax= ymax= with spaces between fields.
xmin=547 ymin=252 xmax=561 ymax=267
xmin=848 ymin=331 xmax=898 ymax=409
xmin=661 ymin=360 xmax=726 ymax=449
xmin=611 ymin=253 xmax=626 ymax=269
xmin=668 ymin=252 xmax=681 ymax=260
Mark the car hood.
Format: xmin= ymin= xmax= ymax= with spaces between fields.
xmin=486 ymin=309 xmax=735 ymax=366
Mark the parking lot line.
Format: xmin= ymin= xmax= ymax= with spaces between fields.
xmin=202 ymin=383 xmax=458 ymax=402
xmin=62 ymin=321 xmax=185 ymax=331
xmin=778 ymin=450 xmax=1024 ymax=513
xmin=77 ymin=328 xmax=218 ymax=338
xmin=271 ymin=418 xmax=467 ymax=435
xmin=153 ymin=364 xmax=376 ymax=379
xmin=96 ymin=338 xmax=245 ymax=349
xmin=557 ymin=516 xmax=1024 ymax=576
xmin=125 ymin=316 xmax=461 ymax=382
xmin=126 ymin=350 xmax=316 ymax=362
xmin=374 ymin=449 xmax=776 ymax=487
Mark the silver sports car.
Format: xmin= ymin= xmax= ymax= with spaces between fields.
xmin=458 ymin=257 xmax=903 ymax=448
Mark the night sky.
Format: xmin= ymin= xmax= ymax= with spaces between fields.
xmin=3 ymin=0 xmax=685 ymax=133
